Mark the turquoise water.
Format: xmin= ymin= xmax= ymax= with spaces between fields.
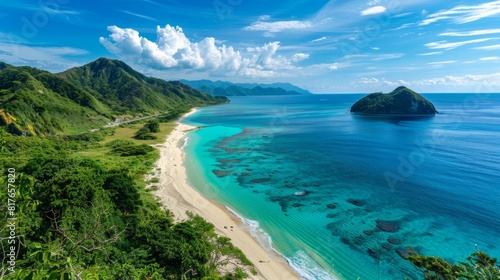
xmin=183 ymin=94 xmax=500 ymax=279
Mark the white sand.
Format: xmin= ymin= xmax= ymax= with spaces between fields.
xmin=151 ymin=108 xmax=301 ymax=280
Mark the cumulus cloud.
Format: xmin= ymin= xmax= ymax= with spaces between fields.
xmin=420 ymin=0 xmax=500 ymax=25
xmin=327 ymin=63 xmax=338 ymax=70
xmin=355 ymin=73 xmax=500 ymax=88
xmin=99 ymin=24 xmax=309 ymax=78
xmin=361 ymin=6 xmax=387 ymax=16
xmin=291 ymin=53 xmax=310 ymax=62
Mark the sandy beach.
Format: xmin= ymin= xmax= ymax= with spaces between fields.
xmin=151 ymin=108 xmax=301 ymax=280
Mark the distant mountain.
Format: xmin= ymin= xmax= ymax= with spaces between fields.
xmin=180 ymin=79 xmax=312 ymax=96
xmin=350 ymin=86 xmax=437 ymax=115
xmin=0 ymin=58 xmax=227 ymax=135
xmin=58 ymin=58 xmax=227 ymax=114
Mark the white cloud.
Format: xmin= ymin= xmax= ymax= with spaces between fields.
xmin=415 ymin=73 xmax=500 ymax=86
xmin=367 ymin=0 xmax=380 ymax=6
xmin=426 ymin=60 xmax=457 ymax=66
xmin=370 ymin=53 xmax=404 ymax=61
xmin=291 ymin=53 xmax=309 ymax=62
xmin=439 ymin=29 xmax=500 ymax=37
xmin=120 ymin=10 xmax=157 ymax=21
xmin=258 ymin=15 xmax=271 ymax=21
xmin=0 ymin=43 xmax=87 ymax=72
xmin=41 ymin=7 xmax=80 ymax=15
xmin=425 ymin=38 xmax=492 ymax=50
xmin=473 ymin=44 xmax=500 ymax=50
xmin=419 ymin=0 xmax=500 ymax=25
xmin=99 ymin=24 xmax=305 ymax=78
xmin=243 ymin=20 xmax=313 ymax=33
xmin=360 ymin=77 xmax=379 ymax=84
xmin=354 ymin=73 xmax=500 ymax=88
xmin=311 ymin=36 xmax=327 ymax=43
xmin=393 ymin=23 xmax=415 ymax=31
xmin=361 ymin=6 xmax=387 ymax=16
xmin=327 ymin=63 xmax=338 ymax=70
xmin=479 ymin=56 xmax=500 ymax=61
xmin=417 ymin=51 xmax=442 ymax=56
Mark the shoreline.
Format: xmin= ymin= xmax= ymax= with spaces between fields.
xmin=151 ymin=108 xmax=301 ymax=280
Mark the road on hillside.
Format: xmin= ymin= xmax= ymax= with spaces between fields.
xmin=89 ymin=112 xmax=165 ymax=132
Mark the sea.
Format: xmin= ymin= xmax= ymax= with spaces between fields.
xmin=182 ymin=93 xmax=500 ymax=280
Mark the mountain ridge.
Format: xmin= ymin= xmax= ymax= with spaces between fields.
xmin=180 ymin=79 xmax=312 ymax=96
xmin=0 ymin=58 xmax=227 ymax=135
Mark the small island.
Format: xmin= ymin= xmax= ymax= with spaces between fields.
xmin=350 ymin=86 xmax=437 ymax=115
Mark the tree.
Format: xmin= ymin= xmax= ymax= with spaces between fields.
xmin=406 ymin=247 xmax=499 ymax=280
xmin=145 ymin=121 xmax=160 ymax=133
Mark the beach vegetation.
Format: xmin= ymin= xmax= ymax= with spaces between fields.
xmin=405 ymin=248 xmax=499 ymax=279
xmin=0 ymin=59 xmax=252 ymax=279
xmin=0 ymin=125 xmax=255 ymax=279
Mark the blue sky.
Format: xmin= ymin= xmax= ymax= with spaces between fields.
xmin=1 ymin=0 xmax=500 ymax=93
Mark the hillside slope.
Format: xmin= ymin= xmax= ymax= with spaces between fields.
xmin=0 ymin=59 xmax=228 ymax=135
xmin=0 ymin=63 xmax=110 ymax=135
xmin=59 ymin=58 xmax=227 ymax=114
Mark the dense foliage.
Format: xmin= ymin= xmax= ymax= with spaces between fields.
xmin=350 ymin=86 xmax=438 ymax=115
xmin=134 ymin=121 xmax=161 ymax=140
xmin=0 ymin=126 xmax=255 ymax=279
xmin=0 ymin=59 xmax=227 ymax=136
xmin=0 ymin=65 xmax=110 ymax=135
xmin=58 ymin=58 xmax=228 ymax=115
xmin=406 ymin=249 xmax=500 ymax=279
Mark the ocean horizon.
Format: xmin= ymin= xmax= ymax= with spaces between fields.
xmin=181 ymin=93 xmax=500 ymax=279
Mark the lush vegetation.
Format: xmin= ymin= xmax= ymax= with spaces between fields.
xmin=0 ymin=125 xmax=256 ymax=279
xmin=58 ymin=58 xmax=227 ymax=115
xmin=134 ymin=120 xmax=161 ymax=140
xmin=406 ymin=249 xmax=499 ymax=279
xmin=0 ymin=59 xmax=227 ymax=136
xmin=0 ymin=60 xmax=252 ymax=279
xmin=350 ymin=86 xmax=438 ymax=115
xmin=0 ymin=64 xmax=110 ymax=135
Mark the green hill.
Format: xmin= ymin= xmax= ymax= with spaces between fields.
xmin=350 ymin=86 xmax=437 ymax=115
xmin=0 ymin=58 xmax=228 ymax=136
xmin=0 ymin=63 xmax=110 ymax=135
xmin=58 ymin=58 xmax=227 ymax=114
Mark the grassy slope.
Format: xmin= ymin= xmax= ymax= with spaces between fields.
xmin=0 ymin=65 xmax=110 ymax=135
xmin=0 ymin=59 xmax=227 ymax=136
xmin=58 ymin=58 xmax=227 ymax=115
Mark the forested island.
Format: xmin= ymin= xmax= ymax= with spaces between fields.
xmin=351 ymin=86 xmax=437 ymax=115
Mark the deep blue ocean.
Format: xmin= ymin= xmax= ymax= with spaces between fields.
xmin=182 ymin=94 xmax=500 ymax=279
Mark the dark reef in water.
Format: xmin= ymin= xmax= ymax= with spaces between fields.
xmin=376 ymin=220 xmax=400 ymax=232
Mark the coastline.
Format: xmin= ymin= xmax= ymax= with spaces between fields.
xmin=151 ymin=108 xmax=301 ymax=280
